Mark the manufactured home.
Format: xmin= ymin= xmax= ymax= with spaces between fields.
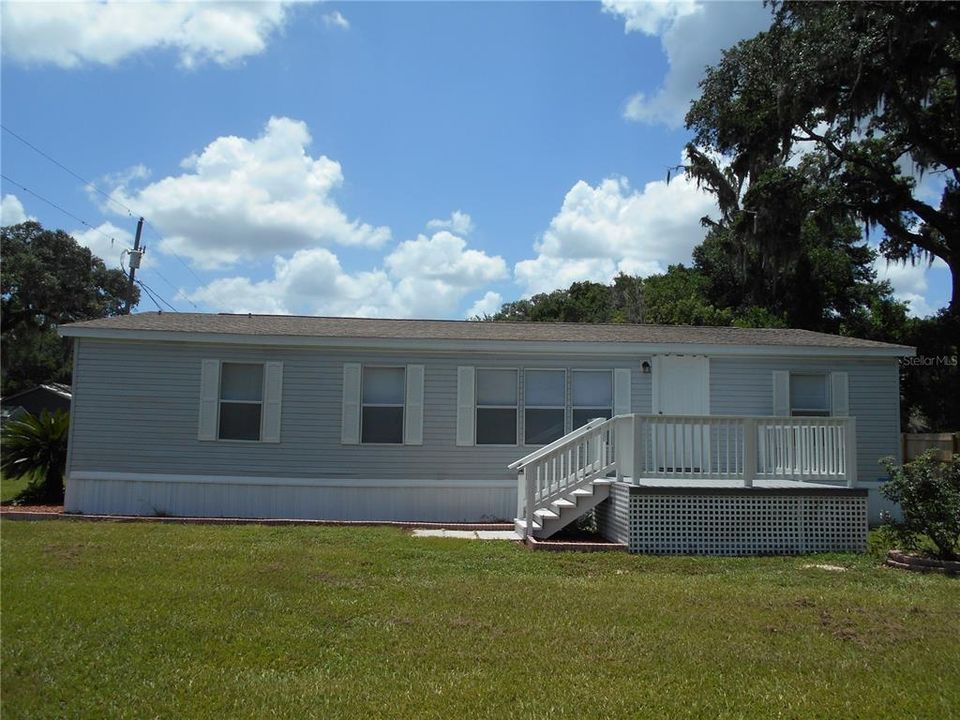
xmin=60 ymin=313 xmax=914 ymax=554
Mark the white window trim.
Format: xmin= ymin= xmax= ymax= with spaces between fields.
xmin=571 ymin=368 xmax=614 ymax=429
xmin=218 ymin=361 xmax=265 ymax=443
xmin=360 ymin=364 xmax=406 ymax=445
xmin=475 ymin=367 xmax=519 ymax=447
xmin=789 ymin=372 xmax=832 ymax=417
xmin=522 ymin=368 xmax=567 ymax=447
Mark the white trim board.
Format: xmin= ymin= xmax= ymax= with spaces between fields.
xmin=68 ymin=471 xmax=515 ymax=490
xmin=59 ymin=328 xmax=915 ymax=358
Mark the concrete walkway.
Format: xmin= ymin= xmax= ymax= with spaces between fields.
xmin=412 ymin=529 xmax=521 ymax=541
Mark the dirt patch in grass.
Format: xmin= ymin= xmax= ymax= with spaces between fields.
xmin=310 ymin=571 xmax=367 ymax=589
xmin=42 ymin=542 xmax=85 ymax=565
xmin=817 ymin=608 xmax=910 ymax=648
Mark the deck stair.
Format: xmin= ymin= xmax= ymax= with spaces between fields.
xmin=509 ymin=417 xmax=619 ymax=540
xmin=514 ymin=478 xmax=612 ymax=538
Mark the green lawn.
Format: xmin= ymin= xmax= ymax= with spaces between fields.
xmin=2 ymin=520 xmax=958 ymax=719
xmin=0 ymin=475 xmax=32 ymax=503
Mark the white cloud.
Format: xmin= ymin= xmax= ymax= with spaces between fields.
xmin=514 ymin=164 xmax=717 ymax=295
xmin=1 ymin=1 xmax=306 ymax=69
xmin=386 ymin=231 xmax=505 ymax=286
xmin=108 ymin=117 xmax=391 ymax=268
xmin=874 ymin=255 xmax=947 ymax=318
xmin=601 ymin=0 xmax=699 ymax=35
xmin=604 ymin=0 xmax=771 ymax=127
xmin=466 ymin=291 xmax=504 ymax=319
xmin=188 ymin=230 xmax=507 ymax=318
xmin=1 ymin=194 xmax=33 ymax=225
xmin=70 ymin=222 xmax=135 ymax=269
xmin=426 ymin=210 xmax=475 ymax=236
xmin=323 ymin=11 xmax=350 ymax=30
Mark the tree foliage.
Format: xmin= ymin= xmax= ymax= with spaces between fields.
xmin=489 ymin=269 xmax=769 ymax=327
xmin=1 ymin=221 xmax=136 ymax=395
xmin=686 ymin=1 xmax=960 ymax=314
xmin=0 ymin=410 xmax=70 ymax=504
xmin=881 ymin=451 xmax=960 ymax=561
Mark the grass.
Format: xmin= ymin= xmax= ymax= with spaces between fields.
xmin=2 ymin=520 xmax=959 ymax=719
xmin=0 ymin=474 xmax=32 ymax=503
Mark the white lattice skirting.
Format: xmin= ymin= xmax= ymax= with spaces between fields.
xmin=600 ymin=486 xmax=867 ymax=555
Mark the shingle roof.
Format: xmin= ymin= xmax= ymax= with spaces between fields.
xmin=60 ymin=312 xmax=914 ymax=352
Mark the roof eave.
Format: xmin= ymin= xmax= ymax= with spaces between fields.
xmin=58 ymin=326 xmax=917 ymax=358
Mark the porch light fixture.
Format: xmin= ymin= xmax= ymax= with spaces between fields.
xmin=641 ymin=361 xmax=651 ymax=374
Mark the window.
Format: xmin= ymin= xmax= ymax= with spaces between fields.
xmin=572 ymin=370 xmax=613 ymax=429
xmin=219 ymin=362 xmax=264 ymax=441
xmin=524 ymin=369 xmax=565 ymax=444
xmin=790 ymin=373 xmax=830 ymax=416
xmin=476 ymin=368 xmax=518 ymax=445
xmin=362 ymin=366 xmax=405 ymax=443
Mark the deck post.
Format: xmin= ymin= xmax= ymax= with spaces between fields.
xmin=632 ymin=414 xmax=643 ymax=484
xmin=516 ymin=470 xmax=525 ymax=521
xmin=524 ymin=467 xmax=535 ymax=536
xmin=743 ymin=418 xmax=757 ymax=488
xmin=844 ymin=417 xmax=858 ymax=488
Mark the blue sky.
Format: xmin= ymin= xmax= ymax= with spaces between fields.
xmin=1 ymin=1 xmax=950 ymax=319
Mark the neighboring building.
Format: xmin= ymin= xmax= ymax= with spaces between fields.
xmin=60 ymin=313 xmax=914 ymax=554
xmin=1 ymin=383 xmax=72 ymax=423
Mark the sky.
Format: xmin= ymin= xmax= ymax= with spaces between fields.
xmin=0 ymin=0 xmax=951 ymax=320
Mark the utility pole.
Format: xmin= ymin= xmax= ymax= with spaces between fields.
xmin=124 ymin=217 xmax=144 ymax=315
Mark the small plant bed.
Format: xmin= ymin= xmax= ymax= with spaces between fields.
xmin=528 ymin=523 xmax=626 ymax=552
xmin=879 ymin=451 xmax=960 ymax=574
xmin=886 ymin=549 xmax=960 ymax=576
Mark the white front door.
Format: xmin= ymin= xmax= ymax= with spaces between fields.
xmin=652 ymin=355 xmax=710 ymax=472
xmin=653 ymin=355 xmax=710 ymax=416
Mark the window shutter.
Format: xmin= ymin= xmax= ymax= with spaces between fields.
xmin=341 ymin=363 xmax=361 ymax=445
xmin=772 ymin=371 xmax=790 ymax=416
xmin=261 ymin=362 xmax=283 ymax=443
xmin=456 ymin=366 xmax=475 ymax=446
xmin=613 ymin=368 xmax=631 ymax=416
xmin=830 ymin=371 xmax=849 ymax=416
xmin=198 ymin=359 xmax=220 ymax=441
xmin=404 ymin=365 xmax=424 ymax=445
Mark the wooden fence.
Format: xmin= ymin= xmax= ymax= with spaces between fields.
xmin=901 ymin=433 xmax=959 ymax=462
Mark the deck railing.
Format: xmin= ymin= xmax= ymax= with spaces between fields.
xmin=510 ymin=414 xmax=857 ymax=524
xmin=627 ymin=415 xmax=856 ymax=485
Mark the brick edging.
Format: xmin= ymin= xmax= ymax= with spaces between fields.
xmin=886 ymin=550 xmax=960 ymax=576
xmin=525 ymin=536 xmax=628 ymax=553
xmin=0 ymin=510 xmax=513 ymax=531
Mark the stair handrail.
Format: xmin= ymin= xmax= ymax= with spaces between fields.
xmin=507 ymin=417 xmax=609 ymax=471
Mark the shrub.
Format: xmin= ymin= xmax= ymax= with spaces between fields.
xmin=0 ymin=409 xmax=69 ymax=504
xmin=880 ymin=451 xmax=960 ymax=561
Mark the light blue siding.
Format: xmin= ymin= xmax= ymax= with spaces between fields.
xmin=66 ymin=339 xmax=901 ymax=523
xmin=68 ymin=339 xmax=652 ymax=482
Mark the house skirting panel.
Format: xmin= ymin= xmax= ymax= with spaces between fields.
xmin=65 ymin=472 xmax=515 ymax=523
xmin=597 ymin=482 xmax=868 ymax=555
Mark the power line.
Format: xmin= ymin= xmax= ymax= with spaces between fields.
xmin=1 ymin=124 xmax=139 ymax=218
xmin=135 ymin=279 xmax=164 ymax=312
xmin=0 ymin=173 xmax=130 ymax=250
xmin=2 ymin=124 xmax=207 ymax=289
xmin=140 ymin=219 xmax=206 ymax=287
xmin=144 ymin=266 xmax=200 ymax=311
xmin=135 ymin=278 xmax=179 ymax=313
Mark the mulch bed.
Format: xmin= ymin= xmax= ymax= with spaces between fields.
xmin=886 ymin=550 xmax=960 ymax=576
xmin=0 ymin=504 xmax=63 ymax=514
xmin=525 ymin=527 xmax=628 ymax=552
